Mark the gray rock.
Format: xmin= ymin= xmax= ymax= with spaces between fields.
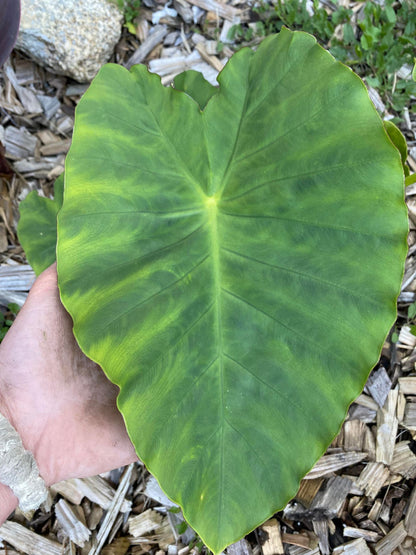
xmin=15 ymin=0 xmax=123 ymax=82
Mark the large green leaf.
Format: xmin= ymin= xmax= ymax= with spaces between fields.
xmin=18 ymin=174 xmax=64 ymax=275
xmin=56 ymin=29 xmax=407 ymax=553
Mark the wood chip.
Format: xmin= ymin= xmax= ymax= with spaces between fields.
xmin=0 ymin=263 xmax=35 ymax=305
xmin=37 ymin=95 xmax=61 ymax=119
xmin=147 ymin=49 xmax=218 ymax=86
xmin=0 ymin=223 xmax=8 ymax=252
xmin=287 ymin=547 xmax=319 ymax=555
xmin=355 ymin=394 xmax=379 ymax=412
xmin=129 ymin=509 xmax=164 ymax=538
xmin=14 ymin=156 xmax=60 ymax=177
xmin=55 ymin=114 xmax=74 ymax=134
xmin=286 ymin=477 xmax=352 ymax=521
xmin=296 ymin=478 xmax=325 ymax=508
xmin=101 ymin=537 xmax=131 ymax=555
xmin=65 ymin=83 xmax=89 ymax=97
xmin=305 ymin=451 xmax=368 ymax=479
xmin=356 ymin=462 xmax=390 ymax=500
xmin=0 ymin=521 xmax=62 ymax=555
xmin=55 ymin=499 xmax=91 ymax=548
xmin=4 ymin=126 xmax=38 ymax=158
xmin=125 ymin=25 xmax=168 ymax=68
xmin=343 ymin=420 xmax=367 ymax=452
xmin=281 ymin=532 xmax=314 ymax=549
xmin=173 ymin=0 xmax=193 ymax=24
xmin=39 ymin=138 xmax=71 ymax=156
xmin=261 ymin=519 xmax=284 ymax=555
xmin=366 ymin=367 xmax=392 ymax=408
xmin=185 ymin=0 xmax=242 ymax=21
xmin=144 ymin=476 xmax=179 ymax=508
xmin=51 ymin=479 xmax=85 ymax=505
xmin=402 ymin=401 xmax=416 ymax=431
xmin=333 ymin=537 xmax=372 ymax=554
xmin=404 ymin=482 xmax=416 ymax=537
xmin=226 ymin=538 xmax=253 ymax=555
xmin=87 ymin=506 xmax=104 ymax=531
xmin=312 ymin=520 xmax=330 ymax=555
xmin=4 ymin=62 xmax=43 ymax=115
xmin=374 ymin=521 xmax=407 ymax=554
xmin=399 ymin=376 xmax=416 ymax=395
xmin=195 ymin=42 xmax=224 ymax=72
xmin=397 ymin=391 xmax=406 ymax=423
xmin=14 ymin=59 xmax=37 ymax=85
xmin=398 ymin=325 xmax=416 ymax=349
xmin=311 ymin=476 xmax=352 ymax=518
xmin=348 ymin=404 xmax=377 ymax=424
xmin=343 ymin=526 xmax=381 ymax=543
xmin=376 ymin=389 xmax=398 ymax=465
xmin=391 ymin=441 xmax=416 ymax=479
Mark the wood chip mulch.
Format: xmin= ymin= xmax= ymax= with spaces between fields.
xmin=1 ymin=0 xmax=416 ymax=553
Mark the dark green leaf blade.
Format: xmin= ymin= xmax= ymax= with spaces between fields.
xmin=56 ymin=29 xmax=408 ymax=554
xmin=173 ymin=69 xmax=218 ymax=110
xmin=18 ymin=174 xmax=64 ymax=275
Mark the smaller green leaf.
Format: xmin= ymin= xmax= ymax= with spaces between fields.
xmin=408 ymin=302 xmax=416 ymax=320
xmin=360 ymin=34 xmax=369 ymax=50
xmin=392 ymin=331 xmax=399 ymax=343
xmin=124 ymin=21 xmax=136 ymax=34
xmin=177 ymin=521 xmax=188 ymax=535
xmin=6 ymin=302 xmax=19 ymax=315
xmin=168 ymin=506 xmax=182 ymax=514
xmin=413 ymin=60 xmax=416 ymax=81
xmin=383 ymin=120 xmax=407 ymax=167
xmin=384 ymin=4 xmax=396 ymax=23
xmin=173 ymin=70 xmax=218 ymax=110
xmin=405 ymin=173 xmax=416 ymax=187
xmin=17 ymin=174 xmax=64 ymax=275
xmin=366 ymin=76 xmax=380 ymax=88
xmin=343 ymin=22 xmax=355 ymax=43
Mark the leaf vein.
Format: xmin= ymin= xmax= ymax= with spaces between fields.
xmin=221 ymin=287 xmax=348 ymax=368
xmin=222 ymin=157 xmax=388 ymax=203
xmin=220 ymin=211 xmax=383 ymax=239
xmin=222 ymin=246 xmax=381 ymax=306
xmin=224 ymin=352 xmax=310 ymax=422
xmin=223 ymin=415 xmax=276 ymax=486
xmin=102 ymin=253 xmax=210 ymax=330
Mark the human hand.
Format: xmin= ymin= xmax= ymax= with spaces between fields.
xmin=0 ymin=263 xmax=138 ymax=520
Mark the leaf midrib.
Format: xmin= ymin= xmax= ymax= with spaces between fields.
xmin=207 ymin=201 xmax=225 ymax=533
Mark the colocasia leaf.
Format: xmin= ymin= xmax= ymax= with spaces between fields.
xmin=56 ymin=29 xmax=407 ymax=553
xmin=18 ymin=174 xmax=64 ymax=275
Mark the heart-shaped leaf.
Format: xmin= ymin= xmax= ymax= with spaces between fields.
xmin=56 ymin=29 xmax=407 ymax=553
xmin=18 ymin=175 xmax=64 ymax=275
